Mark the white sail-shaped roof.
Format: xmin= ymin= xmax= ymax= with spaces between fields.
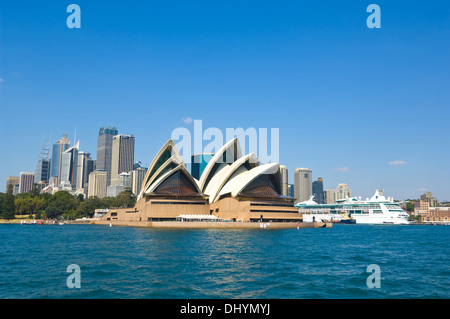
xmin=216 ymin=163 xmax=280 ymax=199
xmin=198 ymin=138 xmax=242 ymax=192
xmin=137 ymin=140 xmax=184 ymax=201
xmin=204 ymin=153 xmax=259 ymax=203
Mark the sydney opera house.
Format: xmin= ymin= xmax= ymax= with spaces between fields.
xmin=99 ymin=137 xmax=303 ymax=226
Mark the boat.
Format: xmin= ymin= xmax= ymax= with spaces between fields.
xmin=296 ymin=190 xmax=409 ymax=225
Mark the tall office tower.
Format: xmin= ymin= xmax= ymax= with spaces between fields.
xmin=312 ymin=178 xmax=325 ymax=204
xmin=110 ymin=134 xmax=135 ymax=186
xmin=288 ymin=184 xmax=295 ymax=199
xmin=294 ymin=168 xmax=312 ymax=203
xmin=76 ymin=151 xmax=94 ymax=191
xmin=19 ymin=172 xmax=35 ymax=194
xmin=6 ymin=177 xmax=19 ymax=190
xmin=279 ymin=165 xmax=289 ymax=196
xmin=335 ymin=183 xmax=352 ymax=201
xmin=34 ymin=138 xmax=51 ymax=184
xmin=35 ymin=159 xmax=50 ymax=184
xmin=88 ymin=171 xmax=107 ymax=198
xmin=191 ymin=153 xmax=214 ymax=180
xmin=50 ymin=133 xmax=70 ymax=184
xmin=60 ymin=142 xmax=79 ymax=189
xmin=96 ymin=126 xmax=118 ymax=186
xmin=326 ymin=188 xmax=335 ymax=204
xmin=131 ymin=167 xmax=147 ymax=196
xmin=118 ymin=172 xmax=131 ymax=189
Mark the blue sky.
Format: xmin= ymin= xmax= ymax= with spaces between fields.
xmin=0 ymin=1 xmax=449 ymax=200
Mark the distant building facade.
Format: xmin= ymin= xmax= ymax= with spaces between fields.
xmin=288 ymin=184 xmax=295 ymax=199
xmin=420 ymin=191 xmax=441 ymax=207
xmin=96 ymin=126 xmax=118 ymax=187
xmin=279 ymin=165 xmax=289 ymax=197
xmin=335 ymin=183 xmax=352 ymax=201
xmin=76 ymin=151 xmax=95 ymax=192
xmin=312 ymin=178 xmax=324 ymax=204
xmin=50 ymin=133 xmax=70 ymax=185
xmin=88 ymin=170 xmax=107 ymax=198
xmin=131 ymin=167 xmax=147 ymax=196
xmin=60 ymin=142 xmax=79 ymax=189
xmin=6 ymin=177 xmax=20 ymax=195
xmin=326 ymin=188 xmax=335 ymax=204
xmin=294 ymin=168 xmax=312 ymax=203
xmin=19 ymin=172 xmax=35 ymax=194
xmin=110 ymin=134 xmax=135 ymax=186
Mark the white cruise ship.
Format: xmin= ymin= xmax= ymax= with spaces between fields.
xmin=295 ymin=190 xmax=410 ymax=225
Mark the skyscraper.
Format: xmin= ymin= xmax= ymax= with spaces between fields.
xmin=131 ymin=167 xmax=147 ymax=196
xmin=35 ymin=159 xmax=50 ymax=184
xmin=50 ymin=133 xmax=70 ymax=184
xmin=288 ymin=184 xmax=295 ymax=199
xmin=279 ymin=165 xmax=289 ymax=196
xmin=191 ymin=153 xmax=214 ymax=180
xmin=326 ymin=188 xmax=335 ymax=204
xmin=76 ymin=151 xmax=94 ymax=191
xmin=34 ymin=138 xmax=51 ymax=184
xmin=88 ymin=170 xmax=107 ymax=198
xmin=312 ymin=177 xmax=325 ymax=204
xmin=60 ymin=142 xmax=79 ymax=189
xmin=96 ymin=126 xmax=118 ymax=186
xmin=294 ymin=168 xmax=312 ymax=203
xmin=110 ymin=134 xmax=135 ymax=186
xmin=6 ymin=177 xmax=20 ymax=195
xmin=335 ymin=183 xmax=352 ymax=201
xmin=19 ymin=172 xmax=35 ymax=194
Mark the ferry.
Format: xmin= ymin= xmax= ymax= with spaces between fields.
xmin=296 ymin=189 xmax=410 ymax=225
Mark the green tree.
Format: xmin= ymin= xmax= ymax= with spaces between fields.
xmin=405 ymin=201 xmax=415 ymax=213
xmin=2 ymin=184 xmax=16 ymax=219
xmin=113 ymin=189 xmax=136 ymax=208
xmin=45 ymin=191 xmax=78 ymax=219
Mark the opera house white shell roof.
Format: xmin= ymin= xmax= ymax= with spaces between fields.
xmin=138 ymin=137 xmax=285 ymax=203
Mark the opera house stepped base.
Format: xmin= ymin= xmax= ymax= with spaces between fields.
xmin=97 ymin=137 xmax=332 ymax=229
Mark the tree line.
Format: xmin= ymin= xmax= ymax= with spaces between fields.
xmin=0 ymin=184 xmax=136 ymax=220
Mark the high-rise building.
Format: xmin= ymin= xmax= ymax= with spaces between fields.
xmin=110 ymin=134 xmax=135 ymax=186
xmin=35 ymin=159 xmax=50 ymax=184
xmin=279 ymin=165 xmax=289 ymax=196
xmin=50 ymin=133 xmax=70 ymax=185
xmin=131 ymin=167 xmax=147 ymax=196
xmin=19 ymin=172 xmax=35 ymax=194
xmin=294 ymin=168 xmax=312 ymax=203
xmin=60 ymin=142 xmax=79 ymax=189
xmin=288 ymin=184 xmax=295 ymax=199
xmin=118 ymin=172 xmax=131 ymax=189
xmin=6 ymin=177 xmax=20 ymax=195
xmin=76 ymin=151 xmax=94 ymax=191
xmin=34 ymin=138 xmax=51 ymax=184
xmin=335 ymin=183 xmax=352 ymax=201
xmin=326 ymin=188 xmax=335 ymax=204
xmin=191 ymin=153 xmax=214 ymax=180
xmin=312 ymin=178 xmax=325 ymax=204
xmin=88 ymin=170 xmax=107 ymax=198
xmin=96 ymin=126 xmax=118 ymax=186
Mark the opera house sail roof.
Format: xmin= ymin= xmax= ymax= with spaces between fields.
xmin=137 ymin=137 xmax=293 ymax=204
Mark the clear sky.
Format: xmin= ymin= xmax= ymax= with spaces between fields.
xmin=0 ymin=1 xmax=449 ymax=200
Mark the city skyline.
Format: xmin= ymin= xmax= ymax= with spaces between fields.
xmin=1 ymin=1 xmax=449 ymax=200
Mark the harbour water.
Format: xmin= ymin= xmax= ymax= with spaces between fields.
xmin=0 ymin=223 xmax=448 ymax=299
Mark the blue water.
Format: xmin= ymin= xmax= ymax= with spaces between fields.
xmin=0 ymin=224 xmax=448 ymax=299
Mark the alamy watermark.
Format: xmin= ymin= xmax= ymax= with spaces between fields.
xmin=66 ymin=264 xmax=81 ymax=289
xmin=171 ymin=120 xmax=279 ymax=166
xmin=366 ymin=264 xmax=381 ymax=289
